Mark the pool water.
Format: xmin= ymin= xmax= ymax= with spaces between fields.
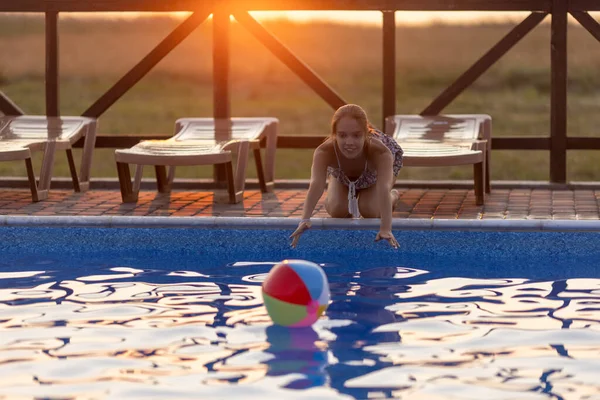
xmin=1 ymin=225 xmax=600 ymax=399
xmin=1 ymin=257 xmax=600 ymax=399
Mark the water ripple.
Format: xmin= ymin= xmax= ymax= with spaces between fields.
xmin=0 ymin=264 xmax=599 ymax=398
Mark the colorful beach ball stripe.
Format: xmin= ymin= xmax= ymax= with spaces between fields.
xmin=262 ymin=259 xmax=330 ymax=327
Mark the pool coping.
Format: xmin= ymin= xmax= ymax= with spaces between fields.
xmin=2 ymin=215 xmax=600 ymax=232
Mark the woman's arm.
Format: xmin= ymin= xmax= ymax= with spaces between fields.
xmin=290 ymin=146 xmax=329 ymax=247
xmin=374 ymin=146 xmax=399 ymax=248
xmin=375 ymin=148 xmax=394 ymax=231
xmin=301 ymin=147 xmax=329 ymax=219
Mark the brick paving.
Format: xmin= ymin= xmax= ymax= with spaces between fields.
xmin=1 ymin=186 xmax=599 ymax=220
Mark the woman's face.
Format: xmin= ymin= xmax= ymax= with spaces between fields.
xmin=335 ymin=116 xmax=366 ymax=159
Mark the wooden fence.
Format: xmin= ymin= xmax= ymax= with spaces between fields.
xmin=1 ymin=0 xmax=599 ymax=183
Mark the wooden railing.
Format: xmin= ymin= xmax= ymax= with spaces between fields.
xmin=1 ymin=0 xmax=599 ymax=183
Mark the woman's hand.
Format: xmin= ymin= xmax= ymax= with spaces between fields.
xmin=375 ymin=230 xmax=399 ymax=249
xmin=290 ymin=220 xmax=312 ymax=248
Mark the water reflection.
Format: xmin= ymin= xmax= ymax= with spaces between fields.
xmin=264 ymin=325 xmax=330 ymax=389
xmin=1 ymin=263 xmax=600 ymax=398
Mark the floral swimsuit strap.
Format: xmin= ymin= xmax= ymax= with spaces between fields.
xmin=333 ymin=142 xmax=368 ymax=219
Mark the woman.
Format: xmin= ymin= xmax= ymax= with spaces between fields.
xmin=290 ymin=104 xmax=404 ymax=249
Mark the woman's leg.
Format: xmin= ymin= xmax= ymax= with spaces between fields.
xmin=325 ymin=178 xmax=351 ymax=218
xmin=358 ymin=182 xmax=399 ymax=218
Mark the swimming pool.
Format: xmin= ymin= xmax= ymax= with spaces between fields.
xmin=1 ymin=216 xmax=600 ymax=399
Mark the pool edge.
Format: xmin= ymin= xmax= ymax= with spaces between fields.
xmin=1 ymin=215 xmax=600 ymax=232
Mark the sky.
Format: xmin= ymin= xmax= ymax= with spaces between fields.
xmin=61 ymin=11 xmax=532 ymax=26
xmin=250 ymin=11 xmax=529 ymax=26
xmin=58 ymin=10 xmax=600 ymax=27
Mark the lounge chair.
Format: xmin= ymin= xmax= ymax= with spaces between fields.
xmin=385 ymin=114 xmax=491 ymax=205
xmin=0 ymin=115 xmax=98 ymax=202
xmin=114 ymin=117 xmax=278 ymax=204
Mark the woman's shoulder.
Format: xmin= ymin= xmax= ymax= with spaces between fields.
xmin=368 ymin=132 xmax=390 ymax=153
xmin=313 ymin=139 xmax=336 ymax=165
xmin=315 ymin=138 xmax=334 ymax=154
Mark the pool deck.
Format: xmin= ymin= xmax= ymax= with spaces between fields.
xmin=1 ymin=180 xmax=599 ymax=221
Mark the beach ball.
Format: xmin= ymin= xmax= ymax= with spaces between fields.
xmin=262 ymin=259 xmax=330 ymax=327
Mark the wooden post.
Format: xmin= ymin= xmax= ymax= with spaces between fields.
xmin=550 ymin=0 xmax=567 ymax=183
xmin=213 ymin=10 xmax=231 ymax=183
xmin=382 ymin=11 xmax=396 ymax=131
xmin=213 ymin=11 xmax=230 ymax=120
xmin=45 ymin=11 xmax=59 ymax=117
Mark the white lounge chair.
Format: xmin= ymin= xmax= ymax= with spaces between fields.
xmin=0 ymin=115 xmax=98 ymax=201
xmin=386 ymin=114 xmax=491 ymax=205
xmin=114 ymin=117 xmax=278 ymax=204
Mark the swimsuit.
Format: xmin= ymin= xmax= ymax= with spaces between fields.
xmin=327 ymin=129 xmax=404 ymax=218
